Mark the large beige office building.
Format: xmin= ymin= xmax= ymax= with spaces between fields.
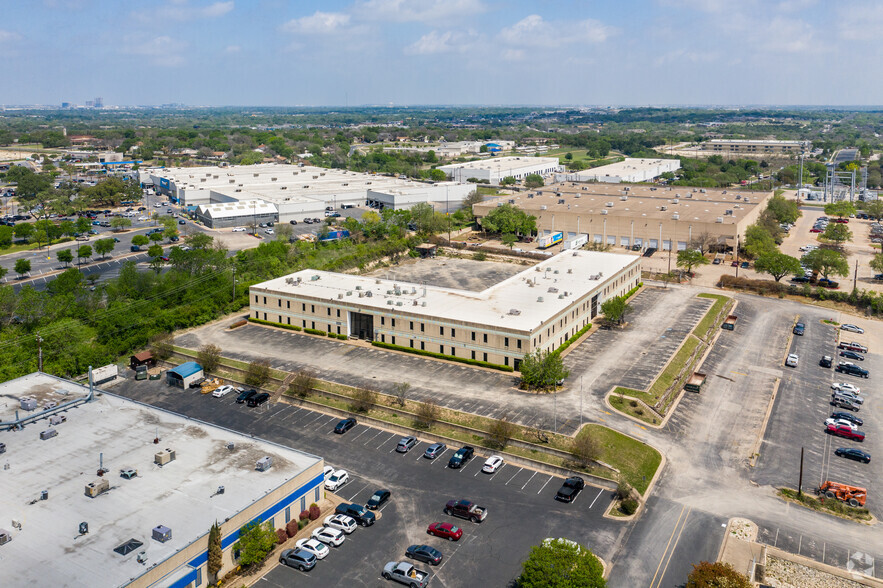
xmin=473 ymin=183 xmax=773 ymax=252
xmin=249 ymin=250 xmax=641 ymax=370
xmin=704 ymin=139 xmax=810 ymax=156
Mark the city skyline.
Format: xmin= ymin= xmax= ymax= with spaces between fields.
xmin=2 ymin=0 xmax=881 ymax=106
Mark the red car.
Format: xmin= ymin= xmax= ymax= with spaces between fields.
xmin=834 ymin=218 xmax=849 ymax=224
xmin=810 ymin=228 xmax=823 ymax=233
xmin=427 ymin=522 xmax=462 ymax=541
xmin=826 ymin=423 xmax=865 ymax=442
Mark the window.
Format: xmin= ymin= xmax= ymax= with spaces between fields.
xmin=301 ymin=496 xmax=306 ymax=512
xmin=392 ymin=336 xmax=396 ymax=345
xmin=504 ymin=337 xmax=509 ymax=347
xmin=196 ymin=567 xmax=202 ymax=587
xmin=439 ymin=345 xmax=444 ymax=354
xmin=421 ymin=323 xmax=425 ymax=332
xmin=451 ymin=347 xmax=456 ymax=356
xmin=337 ymin=309 xmax=341 ymax=317
xmin=254 ymin=295 xmax=258 ymax=303
xmin=504 ymin=357 xmax=509 ymax=366
xmin=254 ymin=310 xmax=258 ymax=318
xmin=302 ymin=303 xmax=306 ymax=311
xmin=327 ymin=308 xmax=331 ymax=316
xmin=471 ymin=350 xmax=476 ymax=360
xmin=420 ymin=342 xmax=425 ymax=350
xmin=471 ymin=332 xmax=476 ymax=341
xmin=381 ymin=334 xmax=385 ymax=343
xmin=337 ymin=326 xmax=341 ymax=334
xmin=311 ymin=321 xmax=315 ymax=329
xmin=392 ymin=318 xmax=396 ymax=328
xmin=483 ymin=353 xmax=488 ymax=362
xmin=410 ymin=340 xmax=414 ymax=348
xmin=263 ymin=296 xmax=266 ymax=304
xmin=278 ymin=299 xmax=281 ymax=307
xmin=263 ymin=313 xmax=267 ymax=320
xmin=483 ymin=333 xmax=488 ymax=343
xmin=278 ymin=315 xmax=281 ymax=323
xmin=381 ymin=316 xmax=385 ymax=326
xmin=451 ymin=328 xmax=456 ymax=338
xmin=302 ymin=320 xmax=306 ymax=327
xmin=315 ymin=486 xmax=320 ymax=501
xmin=410 ymin=321 xmax=414 ymax=330
xmin=311 ymin=304 xmax=315 ymax=313
xmin=285 ymin=506 xmax=291 ymax=523
xmin=517 ymin=339 xmax=522 ymax=349
xmin=287 ymin=301 xmax=290 ymax=309
xmin=440 ymin=326 xmax=444 ymax=336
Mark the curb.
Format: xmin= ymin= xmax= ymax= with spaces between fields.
xmin=748 ymin=377 xmax=780 ymax=468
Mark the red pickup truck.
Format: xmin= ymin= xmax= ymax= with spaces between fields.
xmin=826 ymin=423 xmax=865 ymax=442
xmin=444 ymin=499 xmax=487 ymax=523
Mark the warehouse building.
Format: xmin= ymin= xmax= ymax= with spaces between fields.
xmin=165 ymin=361 xmax=205 ymax=388
xmin=142 ymin=164 xmax=472 ymax=223
xmin=195 ymin=199 xmax=279 ymax=229
xmin=437 ymin=156 xmax=562 ymax=184
xmin=0 ymin=372 xmax=324 ymax=588
xmin=249 ymin=250 xmax=641 ymax=369
xmin=555 ymin=158 xmax=681 ymax=184
xmin=473 ymin=183 xmax=773 ymax=252
xmin=703 ymin=139 xmax=810 ymax=156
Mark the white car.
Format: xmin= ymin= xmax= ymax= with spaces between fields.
xmin=264 ymin=228 xmax=274 ymax=235
xmin=324 ymin=514 xmax=357 ymax=534
xmin=137 ymin=216 xmax=148 ymax=221
xmin=323 ymin=465 xmax=334 ymax=482
xmin=831 ymin=382 xmax=861 ymax=395
xmin=785 ymin=353 xmax=799 ymax=368
xmin=312 ymin=526 xmax=345 ymax=547
xmin=324 ymin=469 xmax=349 ymax=491
xmin=211 ymin=385 xmax=235 ymax=398
xmin=295 ymin=538 xmax=329 ymax=560
xmin=232 ymin=227 xmax=246 ymax=232
xmin=482 ymin=455 xmax=504 ymax=473
xmin=825 ymin=417 xmax=858 ymax=430
xmin=841 ymin=324 xmax=864 ymax=334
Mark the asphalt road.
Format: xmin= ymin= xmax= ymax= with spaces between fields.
xmin=833 ymin=149 xmax=859 ymax=164
xmin=111 ymin=377 xmax=620 ymax=587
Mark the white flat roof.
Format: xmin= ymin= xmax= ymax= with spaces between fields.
xmin=573 ymin=157 xmax=680 ymax=179
xmin=439 ymin=156 xmax=560 ymax=173
xmin=198 ymin=199 xmax=278 ymax=218
xmin=0 ymin=379 xmax=321 ymax=588
xmin=0 ymin=372 xmax=90 ymax=421
xmin=252 ymin=250 xmax=640 ymax=332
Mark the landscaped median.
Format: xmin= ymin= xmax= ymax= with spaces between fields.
xmin=166 ymin=346 xmax=662 ymax=498
xmin=607 ymin=293 xmax=735 ymax=425
xmin=778 ymin=488 xmax=872 ymax=523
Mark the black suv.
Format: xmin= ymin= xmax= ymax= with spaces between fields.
xmin=835 ymin=362 xmax=869 ymax=378
xmin=448 ymin=446 xmax=474 ymax=469
xmin=247 ymin=392 xmax=270 ymax=407
xmin=335 ymin=503 xmax=376 ymax=526
xmin=793 ymin=322 xmax=805 ymax=336
xmin=831 ymin=411 xmax=863 ymax=427
xmin=555 ymin=476 xmax=586 ymax=503
xmin=236 ymin=389 xmax=257 ymax=404
xmin=819 ymin=355 xmax=833 ymax=368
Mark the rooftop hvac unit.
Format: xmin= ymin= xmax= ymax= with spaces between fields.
xmin=527 ymin=194 xmax=534 ymax=198
xmin=509 ymin=199 xmax=516 ymax=204
xmin=547 ymin=287 xmax=559 ymax=293
xmin=715 ymin=217 xmax=724 ymax=223
xmin=606 ymin=202 xmax=614 ymax=207
xmin=559 ymin=294 xmax=565 ymax=299
xmin=358 ymin=292 xmax=364 ymax=298
xmin=271 ymin=177 xmax=277 ymax=181
xmin=0 ymin=529 xmax=12 ymax=545
xmin=0 ymin=442 xmax=5 ymax=454
xmin=375 ymin=279 xmax=381 ymax=284
xmin=540 ymin=205 xmax=547 ymax=210
xmin=387 ymin=300 xmax=394 ymax=305
xmin=567 ymin=268 xmax=573 ymax=273
xmin=346 ymin=291 xmax=352 ymax=296
xmin=661 ymin=206 xmax=667 ymax=211
xmin=620 ymin=195 xmax=628 ymax=201
xmin=413 ymin=300 xmax=419 ymax=306
xmin=356 ymin=285 xmax=362 ymax=290
xmin=672 ymin=199 xmax=679 ymax=204
xmin=421 ymin=301 xmax=426 ymax=307
xmin=311 ymin=275 xmax=320 ymax=281
xmin=396 ymin=301 xmax=403 ymax=307
xmin=20 ymin=397 xmax=37 ymax=411
xmin=40 ymin=429 xmax=57 ymax=441
xmin=700 ymin=189 xmax=707 ymax=193
xmin=722 ymin=190 xmax=727 ymax=194
xmin=537 ymin=297 xmax=544 ymax=303
xmin=84 ymin=478 xmax=109 ymax=498
xmin=255 ymin=456 xmax=273 ymax=471
xmin=725 ymin=210 xmax=733 ymax=215
xmin=154 ymin=448 xmax=176 ymax=466
xmin=365 ymin=291 xmax=373 ymax=298
xmin=672 ymin=213 xmax=680 ymax=220
xmin=558 ymin=199 xmax=565 ymax=204
xmin=337 ymin=293 xmax=343 ymax=299
xmin=152 ymin=525 xmax=172 ymax=543
xmin=508 ymin=309 xmax=521 ymax=315
xmin=601 ymin=210 xmax=608 ymax=215
xmin=49 ymin=415 xmax=66 ymax=426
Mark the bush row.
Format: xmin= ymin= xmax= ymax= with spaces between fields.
xmin=371 ymin=341 xmax=514 ymax=372
xmin=248 ymin=317 xmax=303 ymax=331
xmin=719 ymin=275 xmax=883 ymax=315
xmin=624 ymin=282 xmax=643 ymax=300
xmin=553 ymin=323 xmax=592 ymax=356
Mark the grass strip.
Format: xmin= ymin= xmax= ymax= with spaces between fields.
xmin=693 ymin=293 xmax=732 ymax=340
xmin=778 ymin=488 xmax=871 ymax=522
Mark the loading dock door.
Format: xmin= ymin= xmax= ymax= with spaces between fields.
xmin=350 ymin=312 xmax=374 ymax=340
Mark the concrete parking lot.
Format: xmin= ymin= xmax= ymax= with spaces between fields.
xmin=111 ymin=376 xmax=619 ymax=587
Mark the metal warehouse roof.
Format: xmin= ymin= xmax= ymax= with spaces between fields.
xmin=197 ymin=199 xmax=278 ymax=219
xmin=167 ymin=361 xmax=203 ymax=378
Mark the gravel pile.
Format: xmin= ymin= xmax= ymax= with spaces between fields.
xmin=765 ymin=556 xmax=866 ymax=588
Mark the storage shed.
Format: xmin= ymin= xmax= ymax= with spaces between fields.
xmin=166 ymin=362 xmax=204 ymax=389
xmin=130 ymin=351 xmax=156 ymax=370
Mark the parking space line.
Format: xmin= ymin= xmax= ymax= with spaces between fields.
xmin=345 ymin=482 xmax=368 ymax=502
xmin=430 ymin=449 xmax=448 ymax=464
xmin=588 ymin=488 xmax=604 ymax=509
xmin=315 ymin=416 xmax=336 ymax=430
xmin=363 ymin=429 xmax=383 ymax=445
xmin=304 ymin=413 xmax=324 ymax=426
xmin=506 ymin=468 xmax=523 ymax=485
xmin=350 ymin=427 xmax=371 ymax=441
xmin=488 ymin=464 xmax=505 ymax=480
xmin=537 ymin=475 xmax=552 ymax=494
xmin=521 ymin=471 xmax=537 ymax=490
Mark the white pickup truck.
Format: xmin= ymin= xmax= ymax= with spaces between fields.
xmin=382 ymin=562 xmax=430 ymax=588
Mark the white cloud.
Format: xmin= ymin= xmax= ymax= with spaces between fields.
xmin=281 ymin=11 xmax=353 ymax=35
xmin=837 ymin=2 xmax=883 ymax=41
xmin=355 ymin=0 xmax=487 ymax=23
xmin=134 ymin=1 xmax=233 ymax=23
xmin=123 ymin=35 xmax=188 ymax=67
xmin=224 ymin=44 xmax=241 ymax=54
xmin=405 ymin=30 xmax=479 ymax=55
xmin=658 ymin=0 xmax=734 ymax=12
xmin=653 ymin=48 xmax=719 ymax=66
xmin=498 ymin=15 xmax=614 ymax=49
xmin=0 ymin=30 xmax=22 ymax=43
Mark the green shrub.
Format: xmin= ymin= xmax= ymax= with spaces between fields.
xmin=472 ymin=252 xmax=487 ymax=261
xmin=624 ymin=282 xmax=643 ymax=300
xmin=304 ymin=328 xmax=326 ymax=336
xmin=370 ymin=341 xmax=513 ymax=372
xmin=554 ymin=323 xmax=592 ymax=355
xmin=620 ymin=498 xmax=639 ymax=515
xmin=248 ymin=317 xmax=302 ymax=331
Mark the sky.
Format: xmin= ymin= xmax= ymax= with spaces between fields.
xmin=1 ymin=0 xmax=881 ymax=107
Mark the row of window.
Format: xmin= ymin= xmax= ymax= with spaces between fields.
xmin=376 ymin=333 xmax=521 ymax=366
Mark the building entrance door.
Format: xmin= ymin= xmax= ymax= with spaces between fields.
xmin=350 ymin=312 xmax=374 ymax=340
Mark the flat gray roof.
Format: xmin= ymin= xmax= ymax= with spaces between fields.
xmin=252 ymin=250 xmax=640 ymax=332
xmin=439 ymin=156 xmax=560 ymax=173
xmin=0 ymin=372 xmax=90 ymax=421
xmin=0 ymin=378 xmax=321 ymax=588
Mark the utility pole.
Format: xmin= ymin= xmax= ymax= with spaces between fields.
xmin=579 ymin=377 xmax=583 ymax=429
xmin=553 ymin=392 xmax=557 ymax=433
xmin=854 ymin=259 xmax=858 ymax=291
xmin=36 ymin=335 xmax=43 ymax=372
xmin=798 ymin=446 xmax=804 ymax=497
xmin=232 ymin=265 xmax=236 ymax=303
xmin=797 ymin=151 xmax=805 ymax=204
xmin=735 ymin=235 xmax=740 ymax=278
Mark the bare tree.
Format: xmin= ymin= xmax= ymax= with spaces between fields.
xmin=287 ymin=370 xmax=315 ymax=398
xmin=414 ymin=399 xmax=439 ymax=429
xmin=689 ymin=231 xmax=718 ymax=255
xmin=350 ymin=386 xmax=377 ymax=413
xmin=391 ymin=382 xmax=410 ymax=407
xmin=488 ymin=415 xmax=517 ymax=450
xmin=570 ymin=433 xmax=600 ymax=468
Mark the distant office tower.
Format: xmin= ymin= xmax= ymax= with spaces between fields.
xmin=93 ymin=97 xmax=103 ymax=108
xmin=61 ymin=102 xmax=70 ymax=109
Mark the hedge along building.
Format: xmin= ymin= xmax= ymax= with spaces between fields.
xmin=249 ymin=250 xmax=641 ymax=370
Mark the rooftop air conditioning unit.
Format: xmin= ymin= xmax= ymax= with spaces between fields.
xmin=547 ymin=287 xmax=559 ymax=293
xmin=154 ymin=448 xmax=176 ymax=466
xmin=84 ymin=478 xmax=109 ymax=498
xmin=601 ymin=210 xmax=608 ymax=215
xmin=508 ymin=309 xmax=521 ymax=315
xmin=672 ymin=213 xmax=680 ymax=220
xmin=715 ymin=217 xmax=724 ymax=223
xmin=540 ymin=205 xmax=547 ymax=210
xmin=672 ymin=199 xmax=679 ymax=204
xmin=337 ymin=293 xmax=343 ymax=299
xmin=661 ymin=206 xmax=667 ymax=211
xmin=421 ymin=301 xmax=426 ymax=307
xmin=558 ymin=199 xmax=565 ymax=204
xmin=311 ymin=275 xmax=320 ymax=281
xmin=725 ymin=209 xmax=733 ymax=215
xmin=365 ymin=291 xmax=373 ymax=298
xmin=358 ymin=292 xmax=364 ymax=298
xmin=255 ymin=456 xmax=273 ymax=471
xmin=606 ymin=202 xmax=614 ymax=207
xmin=387 ymin=300 xmax=394 ymax=305
xmin=152 ymin=525 xmax=172 ymax=543
xmin=509 ymin=199 xmax=516 ymax=204
xmin=40 ymin=429 xmax=57 ymax=440
xmin=537 ymin=297 xmax=544 ymax=303
xmin=20 ymin=397 xmax=37 ymax=411
xmin=356 ymin=285 xmax=362 ymax=290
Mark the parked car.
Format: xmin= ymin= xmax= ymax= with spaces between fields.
xmin=264 ymin=228 xmax=274 ymax=235
xmin=826 ymin=423 xmax=865 ymax=442
xmin=295 ymin=538 xmax=330 ymax=560
xmin=247 ymin=392 xmax=270 ymax=407
xmin=740 ymin=261 xmax=750 ymax=269
xmin=840 ymin=350 xmax=865 ymax=361
xmin=178 ymin=219 xmax=185 ymax=225
xmin=303 ymin=218 xmax=313 ymax=224
xmin=396 ymin=436 xmax=417 ymax=453
xmin=366 ymin=489 xmax=391 ymax=510
xmin=831 ymin=395 xmax=862 ymax=411
xmin=232 ymin=227 xmax=246 ymax=232
xmin=835 ymin=362 xmax=869 ymax=378
xmin=279 ymin=548 xmax=317 ymax=572
xmin=832 ymin=390 xmax=865 ymax=405
xmin=825 ymin=418 xmax=858 ymax=430
xmin=793 ymin=322 xmax=805 ymax=336
xmin=382 ymin=562 xmax=430 ymax=588
xmin=820 ymin=355 xmax=833 ymax=368
xmin=482 ymin=455 xmax=504 ymax=473
xmin=444 ymin=499 xmax=487 ymax=522
xmin=424 ymin=442 xmax=447 ymax=459
xmin=817 ymin=278 xmax=839 ymax=289
xmin=325 ymin=469 xmax=349 ymax=491
xmin=831 ymin=412 xmax=863 ymax=427
xmin=427 ymin=522 xmax=462 ymax=541
xmin=334 ymin=417 xmax=357 ymax=434
xmin=335 ymin=503 xmax=376 ymax=526
xmin=555 ymin=476 xmax=586 ymax=503
xmin=785 ymin=353 xmax=799 ymax=368
xmin=712 ymin=258 xmax=721 ymax=265
xmin=834 ymin=448 xmax=871 ymax=463
xmin=236 ymin=389 xmax=257 ymax=404
xmin=324 ymin=514 xmax=357 ymax=534
xmin=211 ymin=384 xmax=234 ymax=398
xmin=406 ymin=544 xmax=443 ymax=566
xmin=838 ymin=342 xmax=868 ymax=353
xmin=289 ymin=219 xmax=298 ymax=225
xmin=323 ymin=465 xmax=334 ymax=482
xmin=312 ymin=526 xmax=345 ymax=547
xmin=841 ymin=324 xmax=864 ymax=334
xmin=447 ymin=446 xmax=474 ymax=468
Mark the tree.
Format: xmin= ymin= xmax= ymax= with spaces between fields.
xmin=150 ymin=332 xmax=174 ymax=362
xmin=76 ymin=244 xmax=92 ymax=265
xmin=481 ymin=203 xmax=537 ymax=236
xmin=518 ymin=538 xmax=606 ymax=588
xmin=415 ymin=399 xmax=439 ymax=429
xmin=0 ymin=225 xmax=12 ymax=248
xmin=802 ymin=248 xmax=849 ymax=281
xmin=754 ymin=251 xmax=802 ymax=282
xmin=501 ymin=233 xmax=517 ymax=249
xmin=57 ymin=248 xmax=74 ymax=267
xmin=821 ymin=222 xmax=852 ymax=246
xmin=429 ymin=168 xmax=446 ymax=181
xmin=164 ymin=227 xmax=180 ymax=242
xmin=676 ymin=249 xmax=709 ymax=275
xmin=766 ymin=194 xmax=801 ymax=224
xmin=741 ymin=224 xmax=777 ymax=259
xmin=287 ymin=370 xmax=315 ymax=398
xmin=187 ymin=232 xmax=214 ymax=249
xmin=131 ymin=234 xmax=149 ymax=249
xmin=686 ymin=561 xmax=751 ymax=588
xmin=75 ymin=216 xmax=91 ymax=234
xmin=689 ymin=232 xmax=718 ymax=255
xmin=391 ymin=381 xmax=410 ymax=407
xmin=564 ymin=152 xmax=573 ymax=161
xmin=147 ymin=244 xmax=163 ymax=258
xmin=350 ymin=386 xmax=377 ymax=413
xmin=110 ymin=217 xmax=132 ymax=231
xmin=207 ymin=521 xmax=223 ymax=580
xmin=245 ymin=359 xmax=271 ymax=388
xmin=500 ymin=176 xmax=516 ymax=186
xmin=824 ymin=201 xmax=855 ymax=219
xmin=234 ymin=520 xmax=277 ymax=567
xmin=519 ymin=350 xmax=570 ymax=391
xmin=197 ymin=343 xmax=222 ymax=375
xmin=571 ymin=433 xmax=599 ymax=468
xmin=524 ymin=174 xmax=544 ymax=189
xmin=870 ymin=253 xmax=883 ymax=274
xmin=864 ymin=200 xmax=883 ymax=220
xmin=14 ymin=222 xmax=34 ymax=241
xmin=59 ymin=220 xmax=76 ymax=237
xmin=488 ymin=416 xmax=517 ymax=449
xmin=149 ymin=231 xmax=165 ymax=245
xmin=14 ymin=258 xmax=31 ymax=278
xmin=94 ymin=238 xmax=115 ymax=259
xmin=600 ymin=295 xmax=632 ymax=324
